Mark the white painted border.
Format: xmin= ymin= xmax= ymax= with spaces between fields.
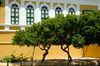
xmin=9 ymin=1 xmax=20 ymax=8
xmin=54 ymin=5 xmax=64 ymax=11
xmin=67 ymin=5 xmax=76 ymax=11
xmin=39 ymin=3 xmax=50 ymax=10
xmin=25 ymin=3 xmax=36 ymax=9
xmin=67 ymin=5 xmax=76 ymax=15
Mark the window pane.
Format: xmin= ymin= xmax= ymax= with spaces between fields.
xmin=28 ymin=14 xmax=30 ymax=17
xmin=31 ymin=22 xmax=33 ymax=24
xmin=12 ymin=9 xmax=14 ymax=12
xmin=12 ymin=22 xmax=14 ymax=24
xmin=28 ymin=18 xmax=30 ymax=21
xmin=28 ymin=22 xmax=30 ymax=25
xmin=16 ymin=9 xmax=18 ymax=12
xmin=12 ymin=13 xmax=14 ymax=16
xmin=16 ymin=18 xmax=18 ymax=20
xmin=46 ymin=15 xmax=48 ymax=17
xmin=16 ymin=22 xmax=18 ymax=24
xmin=31 ymin=14 xmax=33 ymax=17
xmin=45 ymin=11 xmax=47 ymax=13
xmin=68 ymin=8 xmax=75 ymax=15
xmin=12 ymin=18 xmax=14 ymax=20
xmin=41 ymin=6 xmax=48 ymax=19
xmin=31 ymin=19 xmax=33 ymax=21
xmin=11 ymin=4 xmax=19 ymax=25
xmin=42 ymin=15 xmax=44 ymax=17
xmin=16 ymin=13 xmax=18 ymax=16
xmin=31 ymin=10 xmax=33 ymax=13
xmin=26 ymin=6 xmax=34 ymax=25
xmin=55 ymin=7 xmax=62 ymax=16
xmin=42 ymin=11 xmax=44 ymax=13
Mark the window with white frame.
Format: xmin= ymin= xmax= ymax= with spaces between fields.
xmin=41 ymin=6 xmax=49 ymax=20
xmin=55 ymin=7 xmax=62 ymax=16
xmin=26 ymin=5 xmax=34 ymax=25
xmin=68 ymin=8 xmax=75 ymax=15
xmin=11 ymin=4 xmax=19 ymax=25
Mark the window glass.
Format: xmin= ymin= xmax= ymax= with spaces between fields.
xmin=11 ymin=4 xmax=19 ymax=25
xmin=41 ymin=6 xmax=49 ymax=20
xmin=26 ymin=5 xmax=34 ymax=25
xmin=55 ymin=7 xmax=62 ymax=16
xmin=68 ymin=8 xmax=75 ymax=15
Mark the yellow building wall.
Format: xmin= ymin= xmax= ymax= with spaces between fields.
xmin=80 ymin=5 xmax=98 ymax=14
xmin=0 ymin=32 xmax=15 ymax=42
xmin=83 ymin=44 xmax=100 ymax=58
xmin=0 ymin=45 xmax=82 ymax=60
xmin=0 ymin=32 xmax=82 ymax=60
xmin=0 ymin=0 xmax=5 ymax=24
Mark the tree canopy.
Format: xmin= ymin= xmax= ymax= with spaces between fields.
xmin=12 ymin=11 xmax=100 ymax=62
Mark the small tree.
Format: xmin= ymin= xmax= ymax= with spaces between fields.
xmin=78 ymin=11 xmax=100 ymax=56
xmin=53 ymin=14 xmax=85 ymax=62
xmin=36 ymin=18 xmax=57 ymax=62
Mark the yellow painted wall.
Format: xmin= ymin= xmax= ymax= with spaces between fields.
xmin=80 ymin=5 xmax=98 ymax=14
xmin=0 ymin=31 xmax=82 ymax=60
xmin=0 ymin=32 xmax=15 ymax=42
xmin=0 ymin=0 xmax=5 ymax=24
xmin=83 ymin=44 xmax=100 ymax=58
xmin=0 ymin=45 xmax=82 ymax=60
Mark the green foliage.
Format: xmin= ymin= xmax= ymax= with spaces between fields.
xmin=79 ymin=11 xmax=100 ymax=45
xmin=72 ymin=34 xmax=85 ymax=48
xmin=12 ymin=11 xmax=100 ymax=62
xmin=2 ymin=54 xmax=27 ymax=62
xmin=12 ymin=30 xmax=26 ymax=46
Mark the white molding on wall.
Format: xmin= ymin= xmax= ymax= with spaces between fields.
xmin=9 ymin=1 xmax=20 ymax=8
xmin=4 ymin=0 xmax=99 ymax=28
xmin=25 ymin=2 xmax=36 ymax=9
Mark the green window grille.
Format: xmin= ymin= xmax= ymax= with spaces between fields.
xmin=26 ymin=5 xmax=34 ymax=25
xmin=0 ymin=0 xmax=2 ymax=5
xmin=82 ymin=9 xmax=93 ymax=14
xmin=68 ymin=8 xmax=75 ymax=15
xmin=55 ymin=7 xmax=62 ymax=16
xmin=41 ymin=6 xmax=48 ymax=20
xmin=11 ymin=4 xmax=19 ymax=25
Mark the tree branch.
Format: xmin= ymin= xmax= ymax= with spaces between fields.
xmin=38 ymin=45 xmax=46 ymax=50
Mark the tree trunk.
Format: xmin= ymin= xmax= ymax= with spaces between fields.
xmin=61 ymin=45 xmax=72 ymax=62
xmin=41 ymin=50 xmax=48 ymax=63
xmin=38 ymin=45 xmax=51 ymax=63
xmin=31 ymin=45 xmax=35 ymax=66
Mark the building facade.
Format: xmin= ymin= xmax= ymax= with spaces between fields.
xmin=0 ymin=0 xmax=100 ymax=60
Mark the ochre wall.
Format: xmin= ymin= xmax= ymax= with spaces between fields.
xmin=83 ymin=44 xmax=100 ymax=58
xmin=80 ymin=5 xmax=98 ymax=14
xmin=0 ymin=45 xmax=82 ymax=60
xmin=0 ymin=32 xmax=15 ymax=42
xmin=0 ymin=0 xmax=5 ymax=24
xmin=0 ymin=32 xmax=82 ymax=60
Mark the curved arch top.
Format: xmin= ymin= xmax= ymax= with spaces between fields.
xmin=25 ymin=3 xmax=36 ymax=9
xmin=54 ymin=5 xmax=64 ymax=11
xmin=67 ymin=5 xmax=76 ymax=11
xmin=9 ymin=1 xmax=20 ymax=8
xmin=40 ymin=3 xmax=50 ymax=10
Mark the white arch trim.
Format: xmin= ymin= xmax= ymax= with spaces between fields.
xmin=54 ymin=5 xmax=64 ymax=11
xmin=67 ymin=5 xmax=76 ymax=11
xmin=40 ymin=3 xmax=50 ymax=10
xmin=25 ymin=3 xmax=36 ymax=9
xmin=9 ymin=1 xmax=20 ymax=8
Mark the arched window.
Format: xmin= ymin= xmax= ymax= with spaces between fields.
xmin=68 ymin=8 xmax=75 ymax=15
xmin=11 ymin=4 xmax=19 ymax=25
xmin=55 ymin=7 xmax=62 ymax=16
xmin=26 ymin=5 xmax=34 ymax=25
xmin=41 ymin=6 xmax=48 ymax=19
